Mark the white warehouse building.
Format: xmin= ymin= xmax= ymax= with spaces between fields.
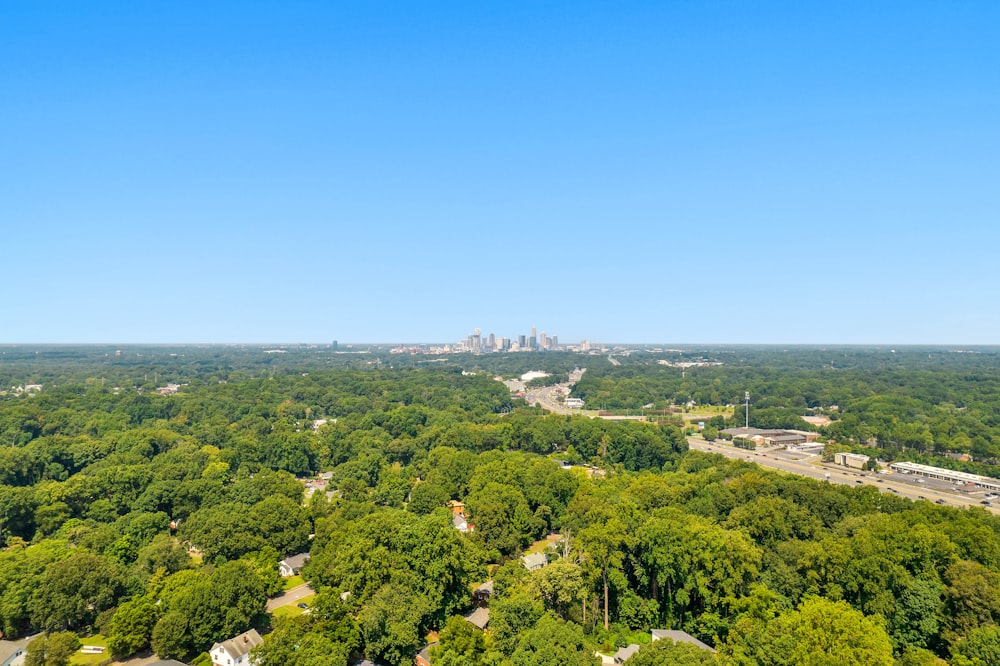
xmin=889 ymin=462 xmax=1000 ymax=491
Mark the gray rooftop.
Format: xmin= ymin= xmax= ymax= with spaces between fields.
xmin=281 ymin=552 xmax=311 ymax=569
xmin=613 ymin=643 xmax=641 ymax=662
xmin=522 ymin=552 xmax=547 ymax=569
xmin=0 ymin=636 xmax=35 ymax=666
xmin=464 ymin=607 xmax=490 ymax=629
xmin=212 ymin=628 xmax=263 ymax=659
xmin=651 ymin=629 xmax=716 ymax=653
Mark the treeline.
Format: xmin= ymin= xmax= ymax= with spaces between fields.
xmin=574 ymin=350 xmax=1000 ymax=463
xmin=0 ymin=344 xmax=592 ymax=390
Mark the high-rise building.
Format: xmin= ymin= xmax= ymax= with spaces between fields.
xmin=540 ymin=332 xmax=549 ymax=349
xmin=487 ymin=333 xmax=495 ymax=351
xmin=518 ymin=335 xmax=526 ymax=348
xmin=551 ymin=336 xmax=558 ymax=347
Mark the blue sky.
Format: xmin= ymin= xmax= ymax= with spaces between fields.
xmin=3 ymin=1 xmax=999 ymax=344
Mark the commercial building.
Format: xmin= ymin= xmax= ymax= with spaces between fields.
xmin=835 ymin=452 xmax=871 ymax=469
xmin=721 ymin=428 xmax=820 ymax=447
xmin=889 ymin=462 xmax=1000 ymax=491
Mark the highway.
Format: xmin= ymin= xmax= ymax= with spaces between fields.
xmin=524 ymin=384 xmax=575 ymax=415
xmin=522 ymin=383 xmax=997 ymax=515
xmin=688 ymin=436 xmax=998 ymax=514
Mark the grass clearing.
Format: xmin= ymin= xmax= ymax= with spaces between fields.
xmin=71 ymin=634 xmax=108 ymax=665
xmin=282 ymin=575 xmax=305 ymax=591
xmin=271 ymin=593 xmax=317 ymax=619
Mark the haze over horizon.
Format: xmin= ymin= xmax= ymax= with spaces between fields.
xmin=4 ymin=2 xmax=999 ymax=344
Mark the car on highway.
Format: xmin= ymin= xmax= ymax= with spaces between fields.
xmin=935 ymin=499 xmax=947 ymax=505
xmin=856 ymin=480 xmax=863 ymax=484
xmin=917 ymin=495 xmax=926 ymax=500
xmin=297 ymin=602 xmax=309 ymax=609
xmin=981 ymin=500 xmax=993 ymax=506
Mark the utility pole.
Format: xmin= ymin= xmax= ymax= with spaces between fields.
xmin=745 ymin=391 xmax=750 ymax=430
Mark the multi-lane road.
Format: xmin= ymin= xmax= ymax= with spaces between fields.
xmin=523 ymin=383 xmax=998 ymax=514
xmin=524 ymin=384 xmax=575 ymax=415
xmin=688 ymin=436 xmax=998 ymax=513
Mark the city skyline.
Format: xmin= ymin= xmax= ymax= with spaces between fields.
xmin=3 ymin=3 xmax=999 ymax=344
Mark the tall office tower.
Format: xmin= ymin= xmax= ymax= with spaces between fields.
xmin=500 ymin=337 xmax=510 ymax=350
xmin=529 ymin=336 xmax=538 ymax=350
xmin=518 ymin=335 xmax=526 ymax=348
xmin=551 ymin=336 xmax=558 ymax=347
xmin=332 ymin=340 xmax=338 ymax=350
xmin=540 ymin=332 xmax=549 ymax=349
xmin=581 ymin=339 xmax=590 ymax=351
xmin=531 ymin=326 xmax=537 ymax=338
xmin=487 ymin=333 xmax=495 ymax=350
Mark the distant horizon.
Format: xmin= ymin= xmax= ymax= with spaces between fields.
xmin=2 ymin=341 xmax=998 ymax=348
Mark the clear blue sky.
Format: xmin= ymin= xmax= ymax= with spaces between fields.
xmin=3 ymin=1 xmax=999 ymax=344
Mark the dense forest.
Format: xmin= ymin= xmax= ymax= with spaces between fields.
xmin=1 ymin=347 xmax=999 ymax=665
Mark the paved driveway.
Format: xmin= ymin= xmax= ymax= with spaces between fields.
xmin=267 ymin=583 xmax=315 ymax=611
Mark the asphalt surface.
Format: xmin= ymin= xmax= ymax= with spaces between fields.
xmin=688 ymin=437 xmax=999 ymax=514
xmin=524 ymin=384 xmax=575 ymax=415
xmin=266 ymin=583 xmax=314 ymax=611
xmin=523 ymin=384 xmax=998 ymax=515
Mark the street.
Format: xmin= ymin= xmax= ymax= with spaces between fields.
xmin=524 ymin=384 xmax=575 ymax=415
xmin=687 ymin=436 xmax=999 ymax=514
xmin=266 ymin=583 xmax=315 ymax=612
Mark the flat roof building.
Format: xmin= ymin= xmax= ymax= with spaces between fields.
xmin=835 ymin=452 xmax=871 ymax=469
xmin=890 ymin=462 xmax=1000 ymax=491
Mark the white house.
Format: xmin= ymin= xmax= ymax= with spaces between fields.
xmin=522 ymin=552 xmax=548 ymax=571
xmin=211 ymin=628 xmax=263 ymax=666
xmin=452 ymin=513 xmax=470 ymax=533
xmin=0 ymin=633 xmax=35 ymax=666
xmin=279 ymin=553 xmax=310 ymax=577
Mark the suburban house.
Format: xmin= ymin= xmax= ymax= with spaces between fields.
xmin=650 ymin=629 xmax=716 ymax=653
xmin=464 ymin=607 xmax=490 ymax=630
xmin=415 ymin=643 xmax=434 ymax=666
xmin=211 ymin=628 xmax=263 ymax=666
xmin=522 ymin=552 xmax=548 ymax=571
xmin=279 ymin=553 xmax=310 ymax=577
xmin=613 ymin=644 xmax=641 ymax=663
xmin=473 ymin=580 xmax=493 ymax=605
xmin=448 ymin=500 xmax=474 ymax=532
xmin=0 ymin=634 xmax=34 ymax=666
